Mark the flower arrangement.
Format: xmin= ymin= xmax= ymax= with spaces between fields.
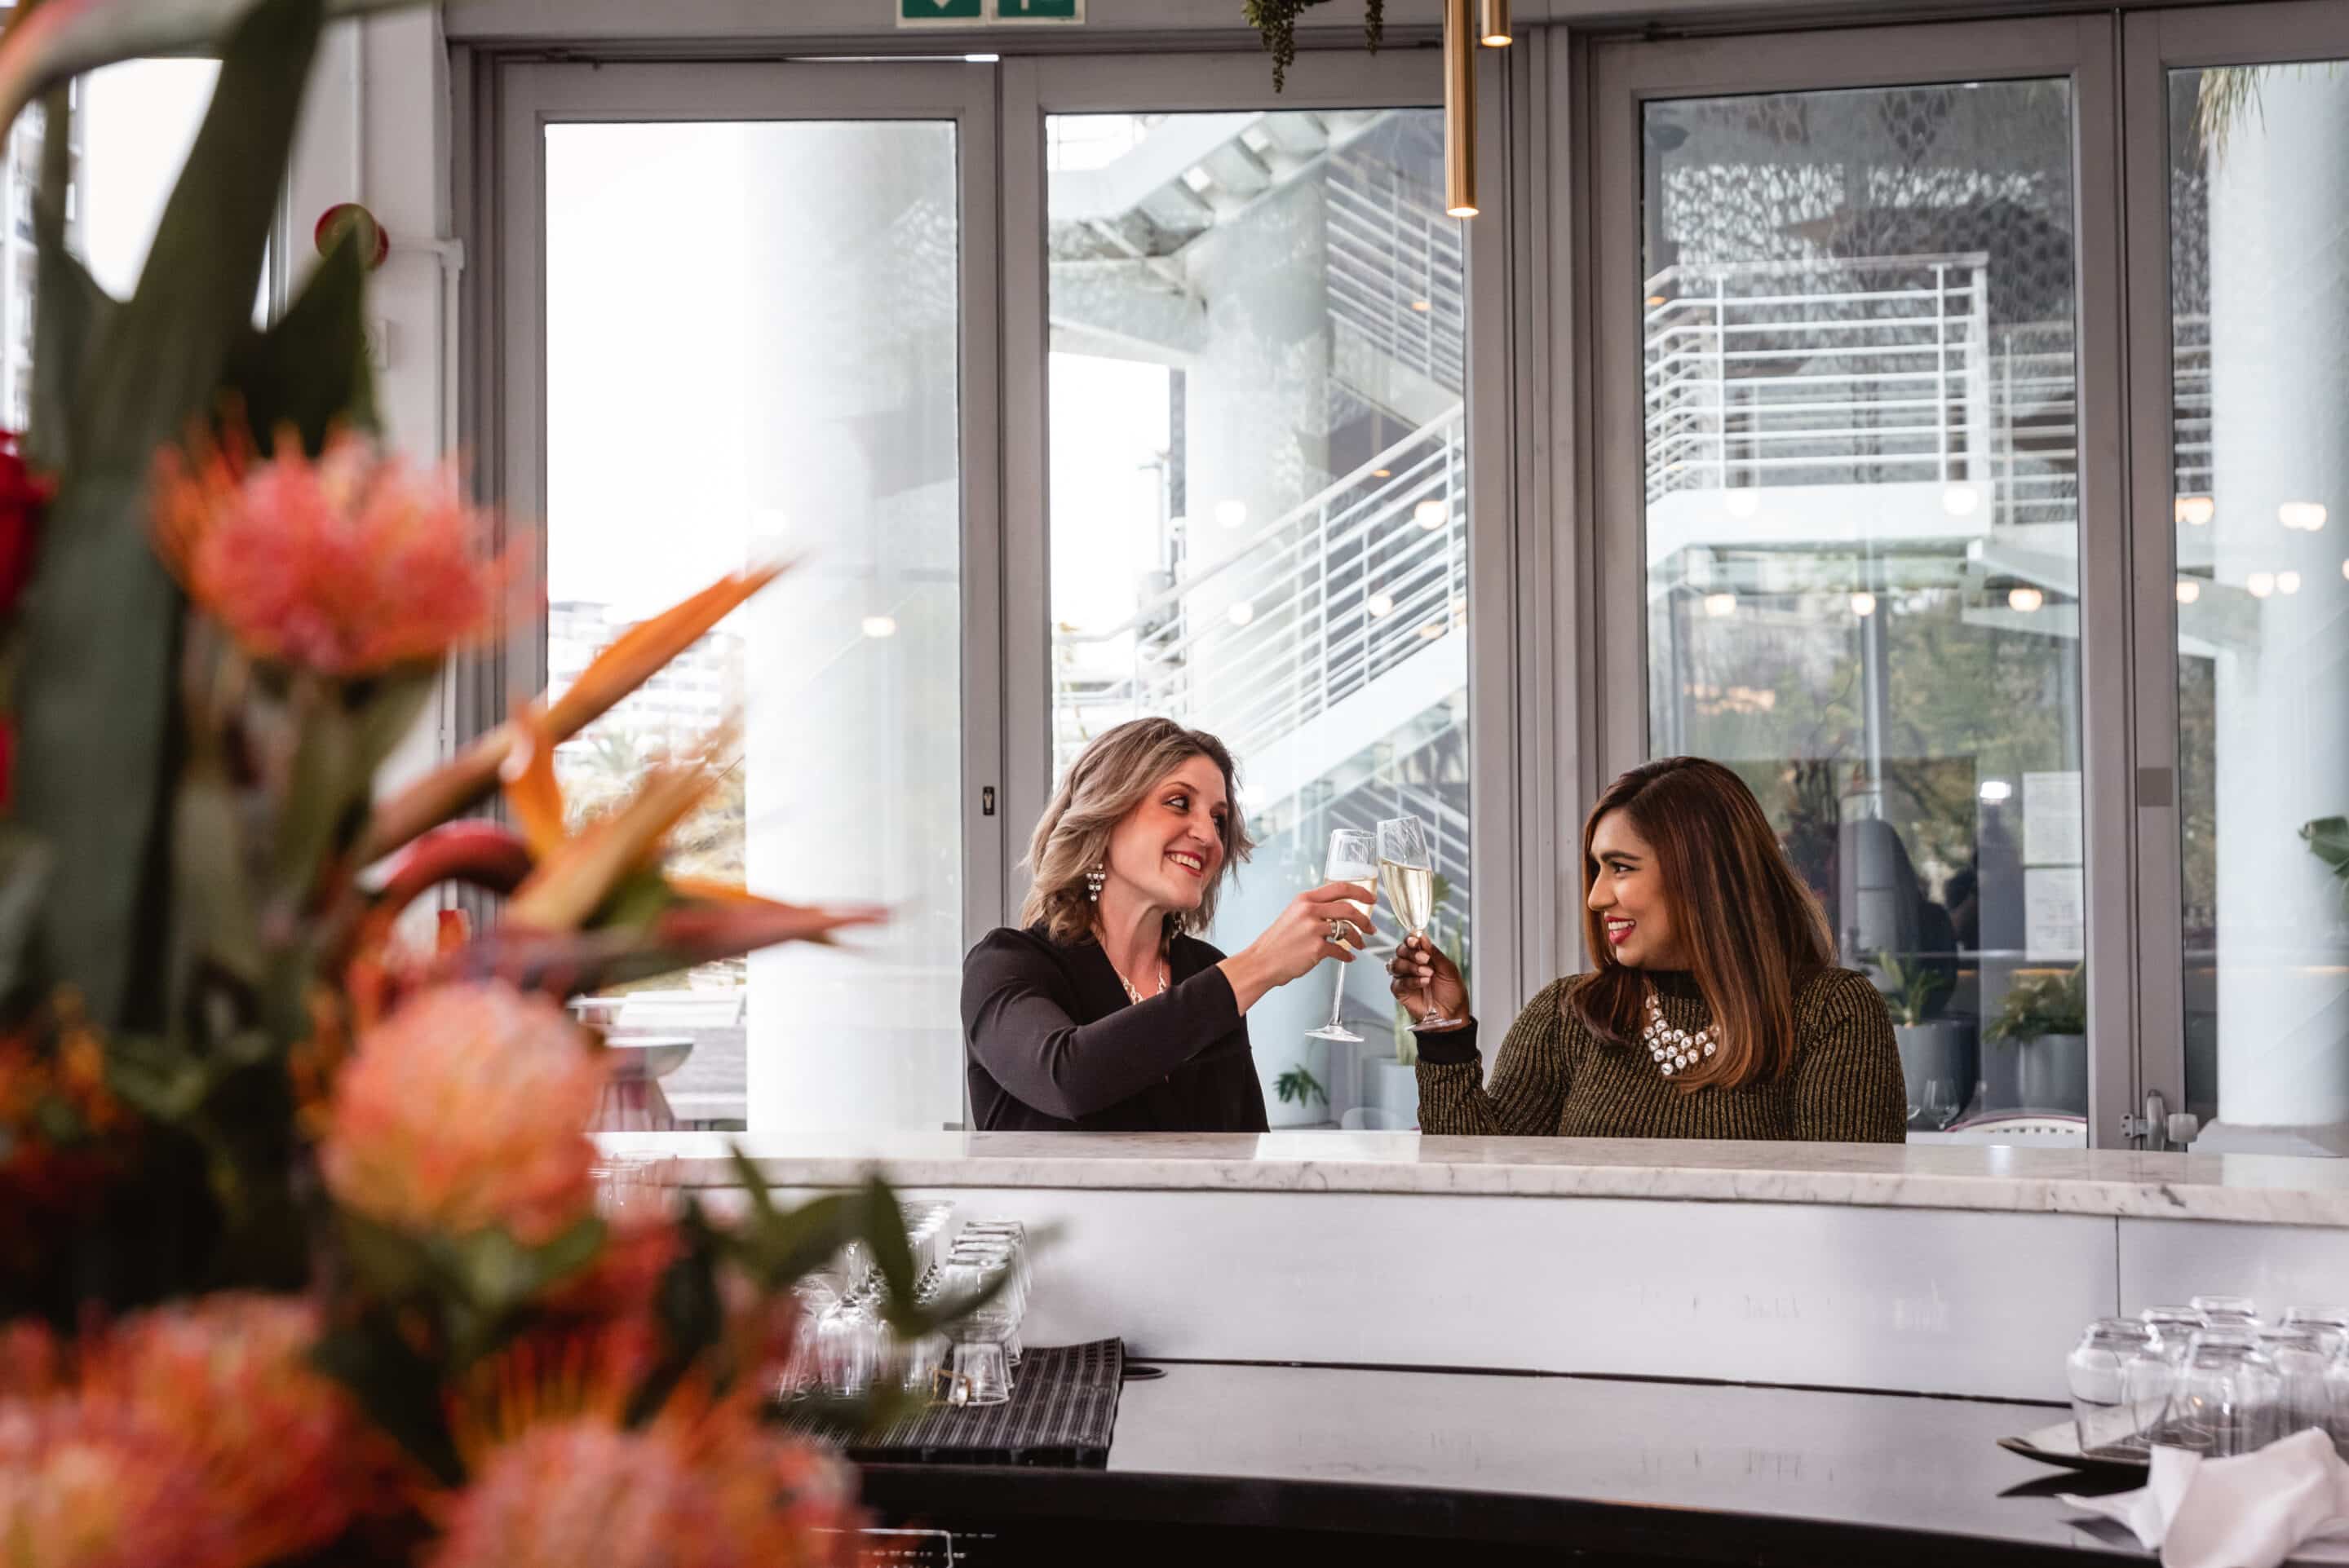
xmin=0 ymin=2 xmax=983 ymax=1562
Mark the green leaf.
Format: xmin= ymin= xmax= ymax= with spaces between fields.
xmin=0 ymin=828 xmax=53 ymax=1006
xmin=335 ymin=1208 xmax=433 ymax=1300
xmin=311 ymin=1313 xmax=465 ymax=1487
xmin=732 ymin=1190 xmax=859 ymax=1292
xmin=0 ymin=0 xmax=429 ymax=148
xmin=860 ymin=1177 xmax=919 ymax=1305
xmin=15 ymin=0 xmax=326 ymax=1035
xmin=445 ymin=1214 xmax=605 ymax=1316
xmin=24 ymin=87 xmax=111 ymax=475
xmin=219 ymin=223 xmax=378 ymax=452
xmin=2303 ymin=816 xmax=2349 ymax=883
xmin=102 ymin=1032 xmax=210 ymax=1121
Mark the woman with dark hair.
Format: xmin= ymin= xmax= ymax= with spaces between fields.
xmin=961 ymin=717 xmax=1374 ymax=1133
xmin=1392 ymin=757 xmax=1904 ymax=1142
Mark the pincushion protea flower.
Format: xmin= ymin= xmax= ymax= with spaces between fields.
xmin=431 ymin=1398 xmax=864 ymax=1568
xmin=69 ymin=1293 xmax=397 ymax=1566
xmin=0 ymin=1401 xmax=238 ymax=1568
xmin=153 ymin=423 xmax=499 ymax=678
xmin=321 ymin=982 xmax=604 ymax=1245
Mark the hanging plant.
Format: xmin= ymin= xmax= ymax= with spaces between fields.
xmin=1244 ymin=0 xmax=1383 ymax=91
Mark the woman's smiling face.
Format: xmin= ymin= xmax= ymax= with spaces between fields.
xmin=1102 ymin=754 xmax=1230 ymax=916
xmin=1587 ymin=810 xmax=1688 ymax=969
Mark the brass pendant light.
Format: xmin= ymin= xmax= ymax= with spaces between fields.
xmin=1480 ymin=0 xmax=1513 ymax=46
xmin=1443 ymin=0 xmax=1477 ymax=217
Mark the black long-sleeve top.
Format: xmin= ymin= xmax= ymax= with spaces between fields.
xmin=960 ymin=925 xmax=1270 ymax=1133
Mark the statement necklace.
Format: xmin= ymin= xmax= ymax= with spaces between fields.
xmin=1642 ymin=991 xmax=1719 ymax=1077
xmin=1110 ymin=956 xmax=1169 ymax=1006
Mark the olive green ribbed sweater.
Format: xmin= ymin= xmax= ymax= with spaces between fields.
xmin=1414 ymin=967 xmax=1908 ymax=1142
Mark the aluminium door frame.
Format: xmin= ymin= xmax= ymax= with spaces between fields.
xmin=2118 ymin=0 xmax=2349 ymax=1133
xmin=1000 ymin=46 xmax=1532 ymax=1019
xmin=1581 ymin=16 xmax=2136 ymax=1145
xmin=486 ymin=56 xmax=1008 ymax=972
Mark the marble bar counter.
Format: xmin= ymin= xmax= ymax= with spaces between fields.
xmin=603 ymin=1131 xmax=2349 ymax=1402
xmin=609 ymin=1129 xmax=2349 ymax=1226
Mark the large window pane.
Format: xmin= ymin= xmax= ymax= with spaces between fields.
xmin=1045 ymin=108 xmax=1465 ymax=1129
xmin=1640 ymin=82 xmax=2087 ymax=1139
xmin=545 ymin=120 xmax=962 ymax=1135
xmin=2170 ymin=61 xmax=2349 ymax=1139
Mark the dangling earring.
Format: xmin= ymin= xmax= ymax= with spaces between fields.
xmin=1085 ymin=864 xmax=1106 ymax=902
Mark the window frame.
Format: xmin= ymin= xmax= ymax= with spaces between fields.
xmin=482 ymin=57 xmax=1008 ymax=1068
xmin=999 ymin=46 xmax=1530 ymax=1021
xmin=1581 ymin=17 xmax=2136 ymax=1144
xmin=2120 ymin=0 xmax=2349 ymax=1136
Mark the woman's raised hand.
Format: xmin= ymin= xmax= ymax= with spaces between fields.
xmin=1218 ymin=882 xmax=1374 ymax=1013
xmin=1387 ymin=935 xmax=1471 ymax=1031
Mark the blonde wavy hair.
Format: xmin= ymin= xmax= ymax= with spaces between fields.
xmin=1020 ymin=718 xmax=1255 ymax=944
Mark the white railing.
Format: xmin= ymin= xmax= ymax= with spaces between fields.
xmin=1326 ymin=157 xmax=1466 ymax=397
xmin=1052 ymin=409 xmax=1467 ymax=781
xmin=1643 ymin=257 xmax=2215 ymax=532
xmin=1645 ymin=254 xmax=1997 ymax=508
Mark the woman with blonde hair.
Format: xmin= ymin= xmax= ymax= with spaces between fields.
xmin=1391 ymin=756 xmax=1904 ymax=1142
xmin=962 ymin=717 xmax=1373 ymax=1132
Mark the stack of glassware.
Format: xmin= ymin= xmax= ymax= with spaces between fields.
xmin=2068 ymin=1295 xmax=2349 ymax=1459
xmin=776 ymin=1205 xmax=1036 ymax=1411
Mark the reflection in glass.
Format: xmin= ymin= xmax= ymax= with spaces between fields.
xmin=1044 ymin=110 xmax=1466 ymax=1129
xmin=545 ymin=121 xmax=962 ymax=1135
xmin=2169 ymin=63 xmax=2349 ymax=1140
xmin=1639 ymin=82 xmax=2086 ymax=1137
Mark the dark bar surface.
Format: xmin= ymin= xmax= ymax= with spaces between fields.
xmin=861 ymin=1359 xmax=2148 ymax=1566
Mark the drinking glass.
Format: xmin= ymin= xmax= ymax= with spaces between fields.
xmin=816 ymin=1297 xmax=883 ymax=1398
xmin=1376 ymin=815 xmax=1451 ymax=1027
xmin=1920 ymin=1078 xmax=1964 ymax=1131
xmin=2192 ymin=1293 xmax=2261 ymax=1327
xmin=1305 ymin=829 xmax=1378 ymax=1044
xmin=2259 ymin=1326 xmax=2333 ymax=1440
xmin=949 ymin=1318 xmax=1014 ymax=1407
xmin=2166 ymin=1327 xmax=2282 ymax=1456
xmin=2068 ymin=1318 xmax=2156 ymax=1456
xmin=2284 ymin=1305 xmax=2349 ymax=1356
xmin=2130 ymin=1307 xmax=2207 ymax=1447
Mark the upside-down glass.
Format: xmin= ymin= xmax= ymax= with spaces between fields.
xmin=2192 ymin=1294 xmax=2261 ymax=1327
xmin=2261 ymin=1327 xmax=2333 ymax=1440
xmin=1306 ymin=828 xmax=1378 ymax=1045
xmin=2068 ymin=1318 xmax=2157 ymax=1456
xmin=2167 ymin=1327 xmax=2282 ymax=1456
xmin=816 ymin=1296 xmax=883 ymax=1398
xmin=1376 ymin=815 xmax=1451 ymax=1027
xmin=2285 ymin=1306 xmax=2349 ymax=1356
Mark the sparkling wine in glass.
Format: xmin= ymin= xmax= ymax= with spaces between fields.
xmin=1377 ymin=815 xmax=1453 ymax=1027
xmin=1306 ymin=828 xmax=1377 ymax=1044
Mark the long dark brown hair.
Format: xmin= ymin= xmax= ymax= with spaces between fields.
xmin=1570 ymin=757 xmax=1835 ymax=1092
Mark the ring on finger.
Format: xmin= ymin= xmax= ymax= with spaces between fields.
xmin=1325 ymin=918 xmax=1347 ymax=945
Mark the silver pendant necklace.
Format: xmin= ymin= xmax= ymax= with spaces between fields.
xmin=1642 ymin=991 xmax=1719 ymax=1077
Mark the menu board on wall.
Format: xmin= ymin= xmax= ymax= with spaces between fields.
xmin=2022 ymin=771 xmax=2084 ymax=868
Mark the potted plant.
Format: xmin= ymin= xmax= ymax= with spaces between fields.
xmin=1871 ymin=950 xmax=1972 ymax=1130
xmin=1985 ymin=965 xmax=2089 ymax=1114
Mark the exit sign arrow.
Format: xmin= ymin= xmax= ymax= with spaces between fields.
xmin=898 ymin=0 xmax=981 ymax=22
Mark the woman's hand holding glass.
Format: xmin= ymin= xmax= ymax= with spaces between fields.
xmin=1387 ymin=935 xmax=1470 ymax=1031
xmin=1220 ymin=881 xmax=1374 ymax=1009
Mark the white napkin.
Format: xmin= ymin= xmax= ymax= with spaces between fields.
xmin=2060 ymin=1429 xmax=2349 ymax=1568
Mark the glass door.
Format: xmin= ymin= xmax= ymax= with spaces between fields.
xmin=1002 ymin=51 xmax=1504 ymax=1129
xmin=2124 ymin=1 xmax=2349 ymax=1150
xmin=498 ymin=60 xmax=1002 ymax=1135
xmin=1590 ymin=19 xmax=2130 ymax=1143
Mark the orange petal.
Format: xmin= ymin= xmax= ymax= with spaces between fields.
xmin=504 ymin=762 xmax=714 ymax=931
xmin=359 ymin=562 xmax=786 ymax=865
xmin=663 ymin=874 xmax=753 ymax=904
xmin=499 ymin=706 xmax=568 ymax=861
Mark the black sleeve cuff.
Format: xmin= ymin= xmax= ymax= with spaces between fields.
xmin=1411 ymin=1017 xmax=1480 ymax=1066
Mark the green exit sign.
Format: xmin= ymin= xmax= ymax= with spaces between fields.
xmin=898 ymin=0 xmax=981 ymax=22
xmin=896 ymin=0 xmax=1082 ymax=24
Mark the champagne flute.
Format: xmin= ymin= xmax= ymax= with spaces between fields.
xmin=1378 ymin=815 xmax=1453 ymax=1027
xmin=1305 ymin=828 xmax=1378 ymax=1044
